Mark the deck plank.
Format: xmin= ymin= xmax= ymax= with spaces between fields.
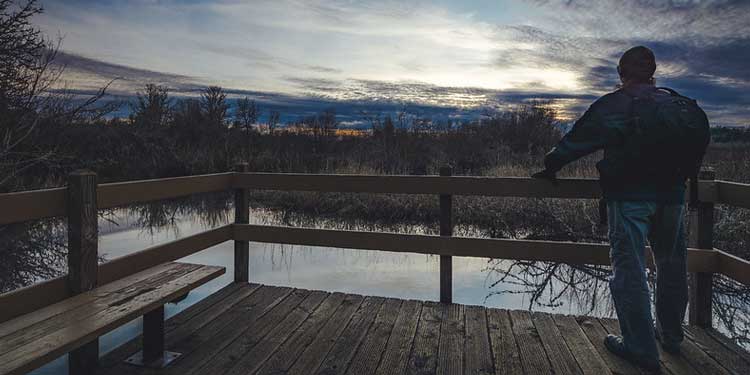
xmin=346 ymin=298 xmax=403 ymax=375
xmin=407 ymin=301 xmax=444 ymax=375
xmin=436 ymin=304 xmax=464 ymax=375
xmin=163 ymin=282 xmax=246 ymax=330
xmin=703 ymin=328 xmax=750 ymax=365
xmin=177 ymin=288 xmax=310 ymax=375
xmin=533 ymin=312 xmax=582 ymax=375
xmin=255 ymin=292 xmax=347 ymax=375
xmin=508 ymin=310 xmax=552 ymax=375
xmin=486 ymin=309 xmax=523 ymax=375
xmin=97 ymin=283 xmax=260 ymax=372
xmin=315 ymin=296 xmax=386 ymax=375
xmin=219 ymin=290 xmax=330 ymax=375
xmin=552 ymin=314 xmax=612 ymax=375
xmin=88 ymin=284 xmax=750 ymax=375
xmin=287 ymin=294 xmax=365 ymax=375
xmin=678 ymin=336 xmax=732 ymax=375
xmin=684 ymin=326 xmax=750 ymax=375
xmin=600 ymin=318 xmax=699 ymax=375
xmin=99 ymin=282 xmax=258 ymax=370
xmin=105 ymin=284 xmax=290 ymax=375
xmin=464 ymin=306 xmax=493 ymax=375
xmin=374 ymin=300 xmax=422 ymax=375
xmin=576 ymin=316 xmax=641 ymax=375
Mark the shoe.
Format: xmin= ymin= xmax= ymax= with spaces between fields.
xmin=654 ymin=326 xmax=681 ymax=355
xmin=604 ymin=334 xmax=662 ymax=373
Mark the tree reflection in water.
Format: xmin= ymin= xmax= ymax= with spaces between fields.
xmin=2 ymin=193 xmax=749 ymax=349
xmin=0 ymin=220 xmax=67 ymax=293
xmin=0 ymin=192 xmax=232 ymax=293
xmin=484 ymin=260 xmax=613 ymax=317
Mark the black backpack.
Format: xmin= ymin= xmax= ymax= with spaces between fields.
xmin=621 ymin=87 xmax=710 ymax=203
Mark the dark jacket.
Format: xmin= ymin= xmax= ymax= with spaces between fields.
xmin=544 ymin=84 xmax=686 ymax=203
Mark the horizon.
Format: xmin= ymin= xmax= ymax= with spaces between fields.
xmin=35 ymin=0 xmax=750 ymax=127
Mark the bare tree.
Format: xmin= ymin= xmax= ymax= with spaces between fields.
xmin=0 ymin=1 xmax=60 ymax=189
xmin=130 ymin=84 xmax=170 ymax=128
xmin=0 ymin=1 xmax=117 ymax=291
xmin=268 ymin=110 xmax=280 ymax=134
xmin=0 ymin=0 xmax=112 ymax=190
xmin=320 ymin=107 xmax=337 ymax=137
xmin=235 ymin=97 xmax=258 ymax=160
xmin=359 ymin=110 xmax=381 ymax=133
xmin=172 ymin=98 xmax=204 ymax=142
xmin=383 ymin=115 xmax=395 ymax=138
xmin=201 ymin=86 xmax=228 ymax=128
xmin=236 ymin=97 xmax=258 ymax=132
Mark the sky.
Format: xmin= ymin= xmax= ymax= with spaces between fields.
xmin=34 ymin=0 xmax=750 ymax=126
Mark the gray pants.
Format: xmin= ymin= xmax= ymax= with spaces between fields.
xmin=607 ymin=200 xmax=689 ymax=361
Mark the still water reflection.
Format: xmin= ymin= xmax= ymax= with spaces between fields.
xmin=31 ymin=206 xmax=614 ymax=374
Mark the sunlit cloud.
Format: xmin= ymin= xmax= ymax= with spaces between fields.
xmin=35 ymin=0 xmax=750 ymax=126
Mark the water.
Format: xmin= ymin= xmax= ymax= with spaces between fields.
xmin=16 ymin=207 xmax=616 ymax=374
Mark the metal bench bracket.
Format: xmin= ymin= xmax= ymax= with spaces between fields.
xmin=124 ymin=350 xmax=181 ymax=368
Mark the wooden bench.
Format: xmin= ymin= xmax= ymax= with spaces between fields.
xmin=0 ymin=262 xmax=224 ymax=375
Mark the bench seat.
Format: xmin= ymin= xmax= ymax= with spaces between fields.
xmin=0 ymin=262 xmax=224 ymax=375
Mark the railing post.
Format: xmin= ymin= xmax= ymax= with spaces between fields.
xmin=234 ymin=163 xmax=250 ymax=282
xmin=67 ymin=170 xmax=99 ymax=375
xmin=439 ymin=166 xmax=453 ymax=304
xmin=689 ymin=168 xmax=714 ymax=327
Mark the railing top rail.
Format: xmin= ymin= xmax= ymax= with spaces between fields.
xmin=716 ymin=180 xmax=750 ymax=209
xmin=0 ymin=172 xmax=745 ymax=226
xmin=98 ymin=172 xmax=233 ymax=209
xmin=232 ymin=172 xmax=602 ymax=198
xmin=0 ymin=173 xmax=233 ymax=225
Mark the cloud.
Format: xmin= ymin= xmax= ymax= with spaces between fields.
xmin=37 ymin=0 xmax=750 ymax=126
xmin=54 ymin=51 xmax=189 ymax=82
xmin=304 ymin=65 xmax=342 ymax=74
xmin=496 ymin=0 xmax=750 ymax=124
xmin=51 ymin=51 xmax=203 ymax=95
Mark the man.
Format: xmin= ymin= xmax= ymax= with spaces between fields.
xmin=532 ymin=46 xmax=709 ymax=373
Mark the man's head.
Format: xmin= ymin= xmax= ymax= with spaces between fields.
xmin=617 ymin=46 xmax=656 ymax=85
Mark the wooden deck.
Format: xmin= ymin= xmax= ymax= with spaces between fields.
xmin=97 ymin=283 xmax=750 ymax=375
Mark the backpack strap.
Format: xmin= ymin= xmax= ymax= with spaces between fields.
xmin=656 ymin=87 xmax=696 ymax=102
xmin=656 ymin=87 xmax=681 ymax=96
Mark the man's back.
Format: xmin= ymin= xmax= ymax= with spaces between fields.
xmin=543 ymin=83 xmax=688 ymax=203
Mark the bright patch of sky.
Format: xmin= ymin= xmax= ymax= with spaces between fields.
xmin=34 ymin=0 xmax=750 ymax=125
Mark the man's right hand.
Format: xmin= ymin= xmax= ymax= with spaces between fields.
xmin=531 ymin=169 xmax=558 ymax=185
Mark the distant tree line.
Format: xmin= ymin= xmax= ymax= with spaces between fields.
xmin=710 ymin=126 xmax=750 ymax=143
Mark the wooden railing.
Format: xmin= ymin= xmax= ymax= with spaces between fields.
xmin=1 ymin=167 xmax=750 ymax=332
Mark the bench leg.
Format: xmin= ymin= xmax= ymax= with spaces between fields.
xmin=125 ymin=306 xmax=181 ymax=368
xmin=70 ymin=339 xmax=99 ymax=375
xmin=143 ymin=306 xmax=165 ymax=363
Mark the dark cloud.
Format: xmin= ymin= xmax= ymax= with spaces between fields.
xmin=53 ymin=51 xmax=201 ymax=94
xmin=194 ymin=42 xmax=342 ymax=75
xmin=501 ymin=0 xmax=750 ymax=125
xmin=303 ymin=65 xmax=343 ymax=74
xmin=646 ymin=38 xmax=750 ymax=83
xmin=54 ymin=51 xmax=190 ymax=83
xmin=284 ymin=77 xmax=343 ymax=92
